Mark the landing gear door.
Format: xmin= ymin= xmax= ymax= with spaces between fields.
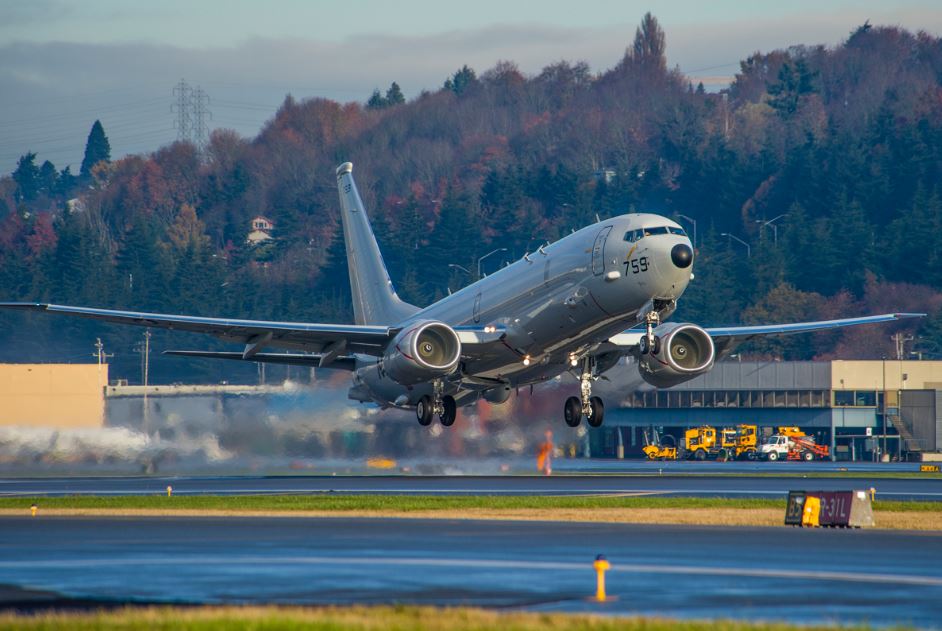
xmin=591 ymin=226 xmax=612 ymax=276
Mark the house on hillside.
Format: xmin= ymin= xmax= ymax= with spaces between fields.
xmin=246 ymin=216 xmax=274 ymax=245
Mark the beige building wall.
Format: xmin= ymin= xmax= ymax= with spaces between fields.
xmin=0 ymin=364 xmax=108 ymax=429
xmin=832 ymin=361 xmax=942 ymax=406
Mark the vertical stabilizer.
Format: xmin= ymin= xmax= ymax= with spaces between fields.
xmin=335 ymin=163 xmax=419 ymax=325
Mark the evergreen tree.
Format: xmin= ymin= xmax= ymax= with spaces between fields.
xmin=80 ymin=120 xmax=111 ymax=178
xmin=443 ymin=65 xmax=477 ymax=96
xmin=366 ymin=89 xmax=386 ymax=110
xmin=57 ymin=166 xmax=78 ymax=196
xmin=385 ymin=82 xmax=405 ymax=106
xmin=12 ymin=153 xmax=40 ymax=202
xmin=37 ymin=160 xmax=58 ymax=197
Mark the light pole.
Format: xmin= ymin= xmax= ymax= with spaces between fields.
xmin=755 ymin=214 xmax=787 ymax=245
xmin=477 ymin=248 xmax=508 ymax=280
xmin=448 ymin=263 xmax=471 ymax=277
xmin=720 ymin=232 xmax=751 ymax=258
xmin=677 ymin=214 xmax=697 ymax=249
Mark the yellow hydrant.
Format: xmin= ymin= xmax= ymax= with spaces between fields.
xmin=30 ymin=504 xmax=37 ymax=517
xmin=166 ymin=485 xmax=173 ymax=497
xmin=593 ymin=554 xmax=611 ymax=601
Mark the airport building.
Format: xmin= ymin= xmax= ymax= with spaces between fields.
xmin=0 ymin=364 xmax=108 ymax=429
xmin=1 ymin=360 xmax=940 ymax=463
xmin=597 ymin=360 xmax=942 ymax=461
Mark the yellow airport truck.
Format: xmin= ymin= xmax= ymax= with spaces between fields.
xmin=684 ymin=424 xmax=758 ymax=461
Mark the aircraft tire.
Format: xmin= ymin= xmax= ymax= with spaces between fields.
xmin=440 ymin=395 xmax=457 ymax=427
xmin=416 ymin=395 xmax=434 ymax=426
xmin=564 ymin=397 xmax=582 ymax=427
xmin=587 ymin=396 xmax=604 ymax=427
xmin=639 ymin=336 xmax=648 ymax=355
xmin=652 ymin=335 xmax=661 ymax=354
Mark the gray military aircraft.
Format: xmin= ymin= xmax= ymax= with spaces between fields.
xmin=0 ymin=163 xmax=923 ymax=428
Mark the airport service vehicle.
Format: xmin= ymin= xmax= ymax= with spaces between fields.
xmin=0 ymin=163 xmax=923 ymax=429
xmin=683 ymin=424 xmax=757 ymax=461
xmin=642 ymin=428 xmax=677 ymax=460
xmin=760 ymin=428 xmax=830 ymax=461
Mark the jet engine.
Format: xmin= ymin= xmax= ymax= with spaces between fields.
xmin=382 ymin=320 xmax=461 ymax=385
xmin=637 ymin=322 xmax=715 ymax=388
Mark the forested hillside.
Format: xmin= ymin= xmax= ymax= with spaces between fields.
xmin=2 ymin=15 xmax=941 ymax=383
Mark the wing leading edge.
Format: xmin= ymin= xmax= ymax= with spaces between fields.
xmin=607 ymin=312 xmax=925 ymax=357
xmin=0 ymin=302 xmax=395 ymax=357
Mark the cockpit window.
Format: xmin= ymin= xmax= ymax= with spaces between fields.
xmin=624 ymin=225 xmax=686 ymax=242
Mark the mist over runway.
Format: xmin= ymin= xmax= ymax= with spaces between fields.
xmin=1 ymin=515 xmax=940 ymax=627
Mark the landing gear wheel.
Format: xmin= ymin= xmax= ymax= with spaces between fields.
xmin=416 ymin=395 xmax=433 ymax=426
xmin=439 ymin=395 xmax=457 ymax=427
xmin=586 ymin=396 xmax=605 ymax=428
xmin=652 ymin=335 xmax=661 ymax=355
xmin=639 ymin=336 xmax=649 ymax=355
xmin=564 ymin=396 xmax=582 ymax=427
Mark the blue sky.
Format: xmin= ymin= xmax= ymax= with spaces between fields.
xmin=1 ymin=0 xmax=940 ymax=172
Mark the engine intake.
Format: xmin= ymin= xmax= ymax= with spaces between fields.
xmin=637 ymin=322 xmax=715 ymax=388
xmin=382 ymin=320 xmax=461 ymax=385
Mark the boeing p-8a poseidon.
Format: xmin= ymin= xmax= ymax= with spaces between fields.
xmin=1 ymin=164 xmax=922 ymax=428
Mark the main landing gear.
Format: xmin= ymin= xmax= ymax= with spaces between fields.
xmin=563 ymin=357 xmax=605 ymax=428
xmin=416 ymin=380 xmax=457 ymax=427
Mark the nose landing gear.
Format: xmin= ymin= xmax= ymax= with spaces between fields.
xmin=563 ymin=357 xmax=606 ymax=428
xmin=638 ymin=310 xmax=661 ymax=355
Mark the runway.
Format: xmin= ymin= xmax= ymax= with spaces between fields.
xmin=1 ymin=473 xmax=940 ymax=501
xmin=1 ymin=515 xmax=940 ymax=626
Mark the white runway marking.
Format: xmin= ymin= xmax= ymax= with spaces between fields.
xmin=2 ymin=488 xmax=941 ymax=497
xmin=2 ymin=555 xmax=940 ymax=587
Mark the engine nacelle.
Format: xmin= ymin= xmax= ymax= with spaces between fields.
xmin=637 ymin=322 xmax=715 ymax=388
xmin=382 ymin=320 xmax=461 ymax=386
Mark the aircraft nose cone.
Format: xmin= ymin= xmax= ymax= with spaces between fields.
xmin=671 ymin=243 xmax=693 ymax=269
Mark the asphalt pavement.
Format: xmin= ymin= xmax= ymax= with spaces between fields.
xmin=1 ymin=473 xmax=940 ymax=501
xmin=0 ymin=516 xmax=939 ymax=627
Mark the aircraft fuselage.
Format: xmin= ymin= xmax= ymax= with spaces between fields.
xmin=351 ymin=213 xmax=694 ymax=406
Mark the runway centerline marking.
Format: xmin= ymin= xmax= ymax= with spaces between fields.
xmin=1 ymin=555 xmax=940 ymax=587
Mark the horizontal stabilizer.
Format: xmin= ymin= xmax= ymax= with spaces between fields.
xmin=164 ymin=350 xmax=356 ymax=371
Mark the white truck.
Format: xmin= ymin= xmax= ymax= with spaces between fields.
xmin=759 ymin=432 xmax=829 ymax=461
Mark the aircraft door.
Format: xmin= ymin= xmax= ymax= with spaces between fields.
xmin=591 ymin=226 xmax=612 ymax=275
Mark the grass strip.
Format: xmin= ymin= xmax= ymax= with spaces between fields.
xmin=0 ymin=494 xmax=937 ymax=513
xmin=0 ymin=605 xmax=891 ymax=631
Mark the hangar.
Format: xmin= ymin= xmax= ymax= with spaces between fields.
xmin=596 ymin=360 xmax=942 ymax=461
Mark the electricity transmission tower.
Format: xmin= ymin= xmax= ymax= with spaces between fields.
xmin=171 ymin=79 xmax=212 ymax=149
xmin=191 ymin=87 xmax=212 ymax=151
xmin=172 ymin=79 xmax=192 ymax=142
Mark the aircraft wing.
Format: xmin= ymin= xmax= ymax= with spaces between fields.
xmin=606 ymin=313 xmax=925 ymax=357
xmin=0 ymin=303 xmax=395 ymax=358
